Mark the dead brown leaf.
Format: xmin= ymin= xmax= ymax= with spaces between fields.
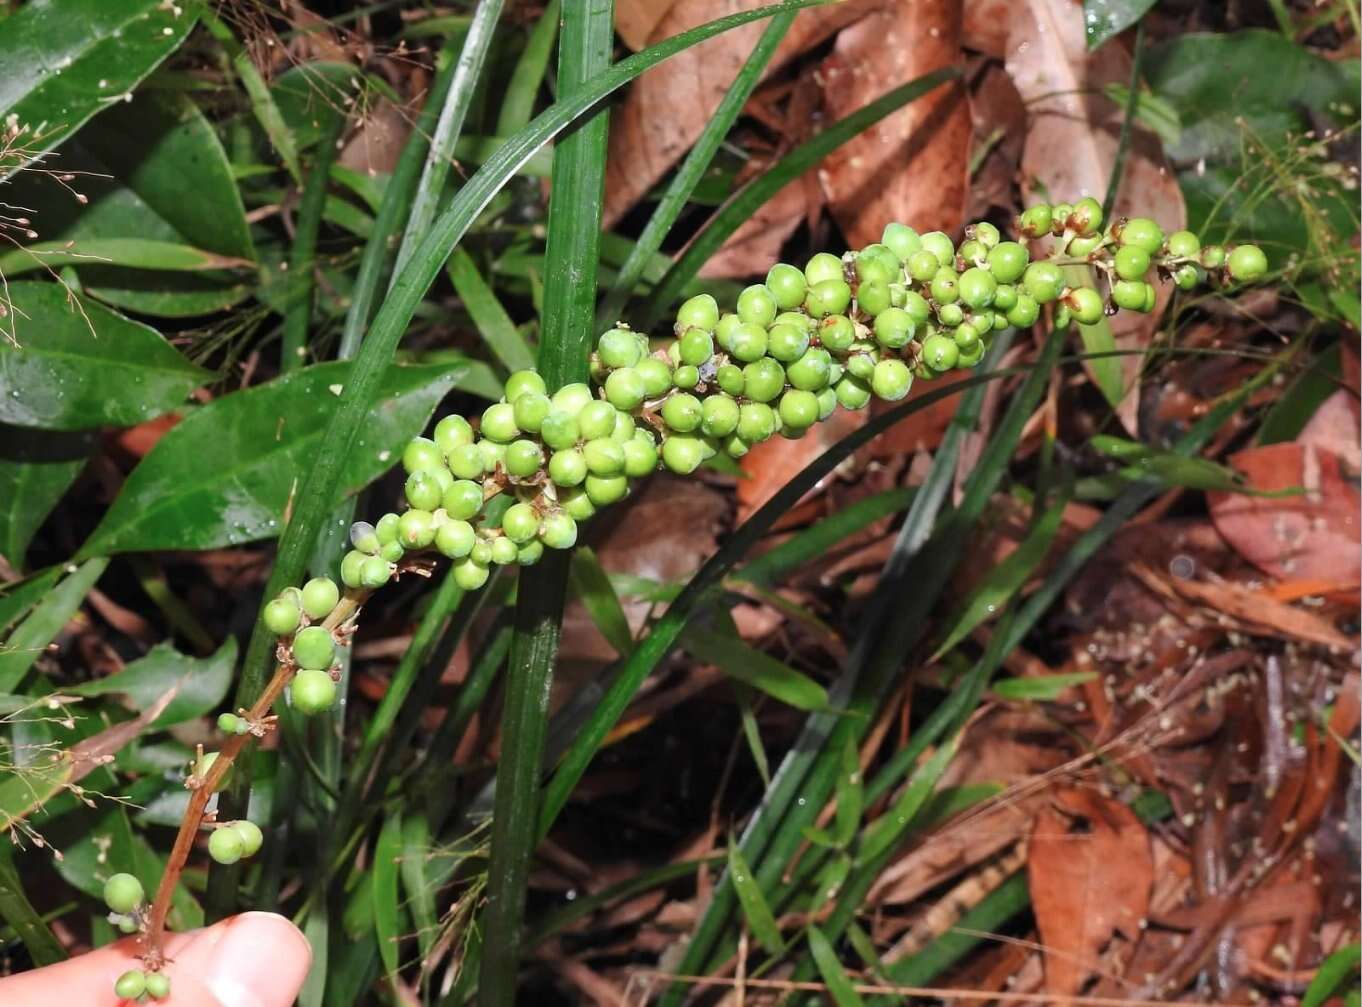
xmin=1208 ymin=442 xmax=1361 ymax=587
xmin=616 ymin=0 xmax=681 ymax=51
xmin=1004 ymin=0 xmax=1186 ymax=435
xmin=818 ymin=0 xmax=971 ymax=249
xmin=1027 ymin=786 xmax=1153 ymax=996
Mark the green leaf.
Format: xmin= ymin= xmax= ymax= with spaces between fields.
xmin=1065 ymin=267 xmax=1125 ymax=409
xmin=0 ymin=558 xmax=107 ymax=692
xmin=0 ymin=567 xmax=63 ymax=636
xmin=1257 ymin=344 xmax=1342 ymax=445
xmin=992 ymin=671 xmax=1098 ymax=701
xmin=400 ymin=816 xmax=438 ymax=960
xmin=1102 ymin=82 xmax=1180 ymax=147
xmin=1084 ymin=0 xmax=1157 ymax=49
xmin=66 ymin=638 xmax=236 ymax=728
xmin=1303 ymin=944 xmax=1361 ymax=1007
xmin=858 ymin=732 xmax=961 ymax=866
xmin=372 ymin=810 xmax=404 ymax=978
xmin=446 ymin=248 xmax=537 ymax=373
xmin=0 ymin=846 xmax=66 ymax=965
xmin=727 ymin=842 xmax=782 ymax=954
xmin=81 ymin=362 xmax=462 ymax=556
xmin=0 ymin=239 xmax=253 ymax=277
xmin=683 ymin=627 xmax=828 ymax=712
xmin=568 ymin=547 xmax=634 ymax=657
xmin=807 ymin=926 xmax=864 ymax=1007
xmin=0 ymin=425 xmax=94 ymax=568
xmin=832 ymin=736 xmax=863 ymax=848
xmin=0 ymin=0 xmax=198 ymax=175
xmin=0 ymin=282 xmax=210 ymax=430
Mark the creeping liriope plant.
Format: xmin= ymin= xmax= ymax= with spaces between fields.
xmin=104 ymin=198 xmax=1266 ymax=997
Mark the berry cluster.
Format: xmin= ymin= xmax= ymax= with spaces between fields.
xmin=126 ymin=203 xmax=1265 ymax=991
xmin=102 ymin=874 xmax=171 ymax=1000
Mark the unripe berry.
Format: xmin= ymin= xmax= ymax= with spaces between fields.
xmin=476 ymin=438 xmax=506 ymax=473
xmin=503 ymin=369 xmax=546 ymax=402
xmin=846 ymin=350 xmax=877 ymax=381
xmin=351 ymin=520 xmax=381 ymax=555
xmin=834 ymin=374 xmax=873 ymax=410
xmin=194 ymin=751 xmax=229 ymax=791
xmin=504 ymin=439 xmax=544 ymax=479
xmin=958 ymin=239 xmax=987 ymax=263
xmin=1140 ymin=282 xmax=1158 ymax=313
xmin=1111 ymin=279 xmax=1147 ymax=311
xmin=880 ymin=220 xmax=921 ymax=260
xmin=293 ymin=625 xmax=335 ymax=671
xmin=1067 ymin=232 xmax=1104 ymax=257
xmin=723 ymin=434 xmax=751 ymax=458
xmin=512 ymin=391 xmax=551 ymax=433
xmin=560 ymin=486 xmax=596 ymax=521
xmin=930 ymin=269 xmax=960 ymax=304
xmin=661 ymin=435 xmax=706 ymax=474
xmin=1068 ymin=197 xmax=1102 ymax=235
xmin=871 ymin=359 xmax=912 ymax=401
xmin=701 ymin=394 xmax=741 ymax=438
xmin=906 ymin=250 xmax=940 ymax=282
xmin=230 ymin=820 xmax=264 ymax=858
xmin=301 ymin=578 xmax=340 ymax=621
xmin=622 ymin=433 xmax=659 ymax=477
xmin=1006 ymin=294 xmax=1040 ymax=328
xmin=209 ymin=823 xmax=245 ymax=865
xmin=806 ymin=278 xmax=852 ymax=318
xmin=1199 ymin=244 xmax=1226 ymax=268
xmin=1018 ymin=204 xmax=1053 ymax=238
xmin=583 ymin=437 xmax=626 ymax=476
xmin=856 ymin=244 xmax=900 ymax=279
xmin=405 ymin=470 xmax=443 ymax=511
xmin=1118 ymin=217 xmax=1164 ymax=255
xmin=1066 ymin=286 xmax=1105 ymax=325
xmin=489 ymin=536 xmax=520 ymax=565
xmin=1165 ymin=230 xmax=1201 ymax=259
xmin=958 ymin=267 xmax=997 ymax=309
xmin=742 ymin=358 xmax=786 ymax=402
xmin=433 ymin=415 xmax=474 ymax=455
xmin=452 ymin=557 xmax=490 ymax=590
xmin=986 ymin=242 xmax=1029 ymax=284
xmin=767 ymin=322 xmax=810 ymax=362
xmin=922 ymin=334 xmax=959 ymax=372
xmin=715 ymin=363 xmax=744 ymax=396
xmin=517 ymin=541 xmax=545 ymax=566
xmin=379 ymin=541 xmax=404 ymax=564
xmin=104 ymin=873 xmax=144 ymax=914
xmin=1173 ymin=263 xmax=1201 ymax=290
xmin=539 ymin=513 xmax=578 ymax=550
xmin=675 ymin=328 xmax=710 ymax=367
xmin=952 ymin=322 xmax=981 ymax=352
xmin=971 ymin=221 xmax=1001 ymax=248
xmin=290 ymin=667 xmax=336 ymax=716
xmin=340 ymin=549 xmax=367 ymax=589
xmin=737 ymin=402 xmax=777 ymax=443
xmin=802 ymin=252 xmax=842 ymax=286
xmin=402 ymin=437 xmax=443 ymax=475
xmin=676 ymin=293 xmax=719 ymax=332
xmin=145 ymin=972 xmax=171 ymax=1000
xmin=857 ymin=278 xmax=892 ymax=317
xmin=937 ymin=302 xmax=964 ymax=327
xmin=114 ymin=970 xmax=147 ymax=1000
xmin=470 ymin=540 xmax=493 ymax=567
xmin=920 ymin=232 xmax=955 ymax=267
xmin=480 ymin=403 xmax=519 ymax=443
xmin=446 ymin=443 xmax=484 ymax=480
xmin=1022 ymin=262 xmax=1065 ymax=303
xmin=578 ymin=401 xmax=619 ymax=441
xmin=1049 ymin=202 xmax=1073 ymax=234
xmin=535 ymin=411 xmax=576 ymax=452
xmin=766 ymin=263 xmax=807 ymax=309
xmin=1113 ymin=244 xmax=1151 ymax=282
xmin=436 ymin=519 xmax=476 ymax=558
xmin=736 ymin=285 xmax=778 ymax=327
xmin=661 ymin=393 xmax=703 ymax=433
xmin=1227 ymin=244 xmax=1268 ymax=282
xmin=957 ymin=339 xmax=986 ymax=368
xmin=672 ymin=364 xmax=700 ymax=389
xmin=218 ymin=712 xmax=248 ymax=735
xmin=398 ymin=509 xmax=436 ymax=549
xmin=585 ymin=473 xmax=630 ymax=506
xmin=868 ymin=308 xmax=910 ymax=350
xmin=819 ymin=314 xmax=856 ymax=352
xmin=263 ymin=597 xmax=301 ymax=636
xmin=992 ymin=284 xmax=1018 ymax=311
xmin=778 ymin=389 xmax=819 ymax=431
xmin=598 ymin=328 xmax=643 ymax=369
xmin=551 ymin=382 xmax=594 ymax=416
xmin=787 ymin=347 xmax=832 ymax=391
xmin=438 ymin=481 xmax=479 ymax=521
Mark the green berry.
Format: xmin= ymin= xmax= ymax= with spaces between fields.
xmin=583 ymin=437 xmax=626 ymax=476
xmin=116 ymin=915 xmax=139 ymax=934
xmin=351 ymin=520 xmax=381 ymax=554
xmin=1067 ymin=286 xmax=1105 ymax=325
xmin=992 ymin=284 xmax=1018 ymax=311
xmin=359 ymin=555 xmax=391 ymax=589
xmin=957 ymin=339 xmax=986 ymax=368
xmin=766 ymin=263 xmax=808 ymax=309
xmin=1054 ymin=304 xmax=1073 ymax=329
xmin=263 ymin=597 xmax=301 ymax=636
xmin=672 ymin=364 xmax=700 ymax=390
xmin=622 ymin=434 xmax=659 ymax=477
xmin=517 ymin=541 xmax=545 ymax=566
xmin=937 ymin=302 xmax=964 ymax=327
xmin=971 ymin=221 xmax=1001 ymax=248
xmin=1173 ymin=263 xmax=1201 ymax=290
xmin=438 ymin=481 xmax=479 ymax=522
xmin=480 ymin=403 xmax=519 ymax=443
xmin=293 ymin=667 xmax=338 ymax=715
xmin=379 ymin=541 xmax=404 ymax=564
xmin=930 ymin=269 xmax=959 ymax=304
xmin=446 ymin=442 xmax=483 ymax=480
xmin=742 ymin=359 xmax=786 ymax=402
xmin=340 ymin=550 xmax=366 ymax=589
xmin=402 ymin=437 xmax=443 ymax=474
xmin=873 ymin=308 xmax=915 ymax=350
xmin=114 ymin=970 xmax=147 ymax=1000
xmin=576 ymin=401 xmax=616 ymax=441
xmin=488 ymin=537 xmax=518 ymax=566
xmin=217 ymin=712 xmax=246 ymax=735
xmin=701 ymin=394 xmax=741 ymax=438
xmin=804 ymin=252 xmax=844 ymax=286
xmin=585 ymin=473 xmax=629 ymax=506
xmin=815 ymin=315 xmax=852 ymax=353
xmin=398 ymin=509 xmax=436 ymax=549
xmin=1165 ymin=230 xmax=1201 ymax=259
xmin=1067 ymin=233 xmax=1103 ymax=257
xmin=986 ymin=242 xmax=1029 ymax=283
xmin=501 ymin=503 xmax=541 ymax=544
xmin=195 ymin=750 xmax=229 ymax=790
xmin=504 ymin=439 xmax=544 ymax=479
xmin=806 ymin=278 xmax=852 ymax=317
xmin=676 ymin=294 xmax=719 ymax=332
xmin=767 ymin=322 xmax=810 ymax=362
xmin=774 ymin=310 xmax=814 ymax=331
xmin=834 ymin=374 xmax=873 ymax=410
xmin=1119 ymin=217 xmax=1163 ymax=255
xmin=736 ymin=285 xmax=778 ymax=327
xmin=778 ymin=389 xmax=819 ymax=430
xmin=882 ymin=222 xmax=922 ymax=261
xmin=293 ymin=625 xmax=335 ymax=671
xmin=144 ymin=972 xmax=171 ymax=1000
xmin=550 ymin=382 xmax=593 ymax=416
xmin=1006 ymin=294 xmax=1040 ymax=328
xmin=952 ymin=322 xmax=980 ymax=352
xmin=540 ymin=513 xmax=578 ymax=550
xmin=504 ymin=369 xmax=547 ymax=402
xmin=1140 ymin=282 xmax=1158 ymax=313
xmin=959 ymin=239 xmax=987 ymax=263
xmin=679 ymin=328 xmax=714 ymax=367
xmin=737 ymin=402 xmax=777 ymax=443
xmin=535 ymin=412 xmax=576 ymax=452
xmin=436 ymin=519 xmax=476 ymax=558
xmin=1069 ymin=197 xmax=1102 ymax=235
xmin=958 ymin=267 xmax=997 ymax=308
xmin=661 ymin=393 xmax=703 ymax=433
xmin=857 ymin=278 xmax=892 ymax=317
xmin=209 ymin=824 xmax=245 ymax=865
xmin=1049 ymin=202 xmax=1073 ymax=234
xmin=433 ymin=415 xmax=474 ymax=455
xmin=906 ymin=250 xmax=940 ymax=282
xmin=559 ymin=487 xmax=596 ymax=521
xmin=846 ymin=349 xmax=877 ymax=381
xmin=231 ymin=820 xmax=264 ymax=858
xmin=920 ymin=231 xmax=955 ymax=267
xmin=722 ymin=434 xmax=751 ymax=458
xmin=103 ymin=873 xmax=144 ymax=914
xmin=715 ymin=313 xmax=743 ymax=351
xmin=404 ymin=470 xmax=442 ymax=512
xmin=716 ymin=363 xmax=745 ymax=396
xmin=300 ymin=578 xmax=340 ymax=621
xmin=1018 ymin=204 xmax=1053 ymax=238
xmin=871 ymin=359 xmax=912 ymax=401
xmin=511 ymin=391 xmax=550 ymax=433
xmin=787 ymin=347 xmax=832 ymax=391
xmin=636 ymin=358 xmax=672 ymax=398
xmin=477 ymin=439 xmax=507 ymax=472
xmin=1113 ymin=244 xmax=1151 ymax=282
xmin=922 ymin=334 xmax=959 ymax=372
xmin=548 ymin=448 xmax=588 ymax=487
xmin=598 ymin=328 xmax=642 ymax=369
xmin=1022 ymin=262 xmax=1065 ymax=303
xmin=1199 ymin=244 xmax=1226 ymax=269
xmin=1227 ymin=244 xmax=1268 ymax=282
xmin=452 ymin=557 xmax=491 ymax=590
xmin=856 ymin=244 xmax=900 ymax=279
xmin=1111 ymin=279 xmax=1147 ymax=311
xmin=661 ymin=435 xmax=706 ymax=474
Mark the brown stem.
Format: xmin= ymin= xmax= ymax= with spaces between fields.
xmin=139 ymin=593 xmax=365 ymax=967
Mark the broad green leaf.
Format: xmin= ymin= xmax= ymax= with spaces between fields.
xmin=81 ymin=362 xmax=463 ymax=556
xmin=0 ymin=240 xmax=253 ymax=277
xmin=807 ymin=926 xmax=864 ymax=1007
xmin=568 ymin=547 xmax=634 ymax=657
xmin=269 ymin=62 xmax=358 ymax=156
xmin=67 ymin=638 xmax=236 ymax=728
xmin=0 ymin=558 xmax=107 ymax=692
xmin=1302 ymin=944 xmax=1360 ymax=1007
xmin=683 ymin=627 xmax=828 ymax=712
xmin=400 ymin=815 xmax=438 ymax=960
xmin=0 ymin=425 xmax=94 ymax=568
xmin=0 ymin=0 xmax=198 ymax=175
xmin=372 ymin=811 xmax=405 ymax=978
xmin=726 ymin=842 xmax=782 ymax=954
xmin=0 ymin=846 xmax=65 ymax=965
xmin=0 ymin=283 xmax=210 ymax=430
xmin=1084 ymin=0 xmax=1156 ymax=49
xmin=1257 ymin=345 xmax=1342 ymax=445
xmin=992 ymin=671 xmax=1098 ymax=701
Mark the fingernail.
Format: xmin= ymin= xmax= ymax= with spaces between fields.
xmin=204 ymin=912 xmax=312 ymax=1007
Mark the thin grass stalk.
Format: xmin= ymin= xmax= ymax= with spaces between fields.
xmin=391 ymin=0 xmax=507 ymax=283
xmin=596 ymin=9 xmax=796 ymax=326
xmin=1101 ymin=20 xmax=1145 ymax=224
xmin=478 ymin=2 xmax=614 ymax=1001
